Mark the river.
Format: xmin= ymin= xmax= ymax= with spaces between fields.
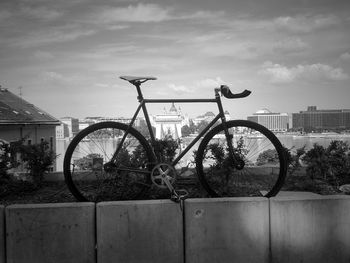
xmin=55 ymin=134 xmax=350 ymax=172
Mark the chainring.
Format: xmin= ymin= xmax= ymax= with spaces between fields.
xmin=151 ymin=163 xmax=177 ymax=189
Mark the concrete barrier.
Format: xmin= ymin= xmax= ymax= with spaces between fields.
xmin=185 ymin=197 xmax=270 ymax=263
xmin=270 ymin=195 xmax=350 ymax=263
xmin=5 ymin=203 xmax=95 ymax=263
xmin=0 ymin=206 xmax=4 ymax=263
xmin=97 ymin=200 xmax=183 ymax=263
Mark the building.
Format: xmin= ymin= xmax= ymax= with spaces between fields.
xmin=247 ymin=109 xmax=289 ymax=132
xmin=0 ymin=87 xmax=60 ymax=170
xmin=193 ymin=111 xmax=231 ymax=125
xmin=60 ymin=117 xmax=79 ymax=138
xmin=292 ymin=106 xmax=350 ymax=132
xmin=152 ymin=103 xmax=186 ymax=139
xmin=55 ymin=122 xmax=69 ymax=139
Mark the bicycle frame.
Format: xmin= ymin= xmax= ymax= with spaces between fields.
xmin=114 ymin=82 xmax=231 ymax=167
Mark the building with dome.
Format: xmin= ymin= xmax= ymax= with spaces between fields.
xmin=247 ymin=109 xmax=289 ymax=132
xmin=152 ymin=103 xmax=187 ymax=139
xmin=193 ymin=111 xmax=230 ymax=125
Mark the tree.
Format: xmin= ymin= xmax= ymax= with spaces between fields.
xmin=302 ymin=141 xmax=350 ymax=185
xmin=75 ymin=153 xmax=104 ymax=170
xmin=18 ymin=141 xmax=57 ymax=185
xmin=181 ymin=120 xmax=196 ymax=137
xmin=197 ymin=120 xmax=209 ymax=134
xmin=0 ymin=140 xmax=12 ymax=181
xmin=137 ymin=119 xmax=156 ymax=138
xmin=256 ymin=149 xmax=279 ymax=166
xmin=181 ymin=125 xmax=192 ymax=137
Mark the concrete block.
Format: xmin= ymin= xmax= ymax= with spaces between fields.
xmin=6 ymin=203 xmax=95 ymax=263
xmin=0 ymin=206 xmax=4 ymax=263
xmin=97 ymin=200 xmax=183 ymax=263
xmin=185 ymin=197 xmax=270 ymax=263
xmin=270 ymin=195 xmax=350 ymax=263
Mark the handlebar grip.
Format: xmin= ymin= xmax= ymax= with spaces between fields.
xmin=220 ymin=85 xmax=251 ymax=99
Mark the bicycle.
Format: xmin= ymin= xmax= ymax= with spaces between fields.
xmin=63 ymin=76 xmax=287 ymax=202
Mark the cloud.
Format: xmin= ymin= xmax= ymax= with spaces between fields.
xmin=0 ymin=10 xmax=11 ymax=21
xmin=33 ymin=50 xmax=55 ymax=60
xmin=41 ymin=71 xmax=67 ymax=82
xmin=273 ymin=37 xmax=309 ymax=53
xmin=16 ymin=27 xmax=95 ymax=47
xmin=91 ymin=3 xmax=223 ymax=25
xmin=195 ymin=77 xmax=225 ymax=88
xmin=168 ymin=83 xmax=194 ymax=93
xmin=20 ymin=5 xmax=63 ymax=21
xmin=95 ymin=3 xmax=171 ymax=23
xmin=260 ymin=61 xmax=349 ymax=83
xmin=227 ymin=14 xmax=339 ymax=33
xmin=259 ymin=62 xmax=295 ymax=83
xmin=340 ymin=52 xmax=350 ymax=61
xmin=273 ymin=14 xmax=339 ymax=33
xmin=168 ymin=77 xmax=225 ymax=94
xmin=199 ymin=41 xmax=259 ymax=60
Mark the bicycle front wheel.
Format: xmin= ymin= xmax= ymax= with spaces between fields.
xmin=63 ymin=122 xmax=155 ymax=202
xmin=196 ymin=120 xmax=286 ymax=198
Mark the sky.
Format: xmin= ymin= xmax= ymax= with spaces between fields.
xmin=1 ymin=0 xmax=350 ymax=120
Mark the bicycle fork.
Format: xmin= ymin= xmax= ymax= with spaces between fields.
xmin=216 ymin=89 xmax=244 ymax=170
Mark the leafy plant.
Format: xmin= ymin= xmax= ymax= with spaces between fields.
xmin=151 ymin=136 xmax=179 ymax=163
xmin=0 ymin=140 xmax=12 ymax=181
xmin=302 ymin=141 xmax=350 ymax=186
xmin=74 ymin=153 xmax=104 ymax=170
xmin=18 ymin=141 xmax=57 ymax=185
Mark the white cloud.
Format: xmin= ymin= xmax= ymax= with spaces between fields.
xmin=226 ymin=14 xmax=339 ymax=34
xmin=195 ymin=77 xmax=225 ymax=88
xmin=260 ymin=62 xmax=295 ymax=83
xmin=273 ymin=37 xmax=309 ymax=53
xmin=260 ymin=61 xmax=349 ymax=83
xmin=92 ymin=3 xmax=223 ymax=25
xmin=40 ymin=71 xmax=75 ymax=87
xmin=168 ymin=83 xmax=194 ymax=93
xmin=340 ymin=52 xmax=350 ymax=61
xmin=273 ymin=14 xmax=339 ymax=33
xmin=168 ymin=77 xmax=225 ymax=94
xmin=16 ymin=27 xmax=95 ymax=47
xmin=95 ymin=3 xmax=171 ymax=23
xmin=33 ymin=50 xmax=55 ymax=60
xmin=199 ymin=41 xmax=259 ymax=60
xmin=0 ymin=10 xmax=11 ymax=21
xmin=20 ymin=6 xmax=63 ymax=21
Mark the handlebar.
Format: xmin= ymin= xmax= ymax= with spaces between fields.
xmin=220 ymin=85 xmax=251 ymax=99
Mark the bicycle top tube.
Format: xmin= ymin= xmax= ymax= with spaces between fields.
xmin=120 ymin=75 xmax=251 ymax=101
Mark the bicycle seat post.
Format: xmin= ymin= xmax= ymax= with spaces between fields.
xmin=122 ymin=77 xmax=157 ymax=142
xmin=133 ymin=81 xmax=144 ymax=102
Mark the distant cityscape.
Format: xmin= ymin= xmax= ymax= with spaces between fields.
xmin=2 ymin=87 xmax=350 ymax=172
xmin=57 ymin=103 xmax=350 ymax=140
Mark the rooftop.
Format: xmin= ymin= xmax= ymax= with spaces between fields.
xmin=0 ymin=88 xmax=59 ymax=125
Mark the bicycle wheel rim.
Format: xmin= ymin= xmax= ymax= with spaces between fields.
xmin=63 ymin=122 xmax=154 ymax=202
xmin=196 ymin=120 xmax=286 ymax=198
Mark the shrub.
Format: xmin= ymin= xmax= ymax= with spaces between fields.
xmin=151 ymin=136 xmax=179 ymax=163
xmin=0 ymin=139 xmax=56 ymax=185
xmin=17 ymin=141 xmax=57 ymax=185
xmin=302 ymin=141 xmax=350 ymax=186
xmin=74 ymin=153 xmax=104 ymax=170
xmin=0 ymin=140 xmax=12 ymax=181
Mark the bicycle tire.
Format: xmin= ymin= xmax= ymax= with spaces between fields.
xmin=195 ymin=120 xmax=287 ymax=198
xmin=63 ymin=121 xmax=155 ymax=202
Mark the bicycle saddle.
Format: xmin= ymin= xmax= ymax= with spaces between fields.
xmin=120 ymin=76 xmax=157 ymax=84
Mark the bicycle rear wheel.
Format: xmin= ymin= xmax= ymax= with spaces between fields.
xmin=63 ymin=122 xmax=155 ymax=202
xmin=196 ymin=120 xmax=286 ymax=198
